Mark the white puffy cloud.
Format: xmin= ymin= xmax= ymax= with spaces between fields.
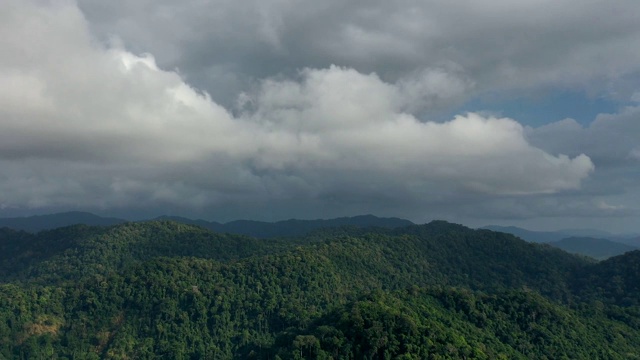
xmin=0 ymin=0 xmax=595 ymax=220
xmin=245 ymin=67 xmax=593 ymax=197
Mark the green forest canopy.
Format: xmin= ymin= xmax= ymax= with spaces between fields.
xmin=1 ymin=220 xmax=640 ymax=359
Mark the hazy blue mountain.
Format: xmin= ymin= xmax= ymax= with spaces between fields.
xmin=554 ymin=228 xmax=615 ymax=238
xmin=0 ymin=211 xmax=126 ymax=232
xmin=481 ymin=225 xmax=564 ymax=243
xmin=549 ymin=237 xmax=638 ymax=260
xmin=482 ymin=225 xmax=625 ymax=243
xmin=613 ymin=235 xmax=640 ymax=247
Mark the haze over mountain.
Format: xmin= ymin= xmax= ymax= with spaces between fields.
xmin=482 ymin=225 xmax=640 ymax=260
xmin=549 ymin=237 xmax=639 ymax=260
xmin=481 ymin=225 xmax=633 ymax=243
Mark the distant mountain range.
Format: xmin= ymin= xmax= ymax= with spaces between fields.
xmin=482 ymin=225 xmax=640 ymax=259
xmin=0 ymin=211 xmax=413 ymax=238
xmin=154 ymin=214 xmax=413 ymax=238
xmin=548 ymin=237 xmax=639 ymax=260
xmin=481 ymin=225 xmax=616 ymax=243
xmin=2 ymin=212 xmax=638 ymax=260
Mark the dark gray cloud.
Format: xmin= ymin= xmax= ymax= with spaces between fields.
xmin=522 ymin=107 xmax=640 ymax=230
xmin=76 ymin=0 xmax=640 ymax=106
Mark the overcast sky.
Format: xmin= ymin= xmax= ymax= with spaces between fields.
xmin=2 ymin=0 xmax=640 ymax=232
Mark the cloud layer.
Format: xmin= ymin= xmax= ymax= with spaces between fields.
xmin=1 ymin=0 xmax=639 ymax=230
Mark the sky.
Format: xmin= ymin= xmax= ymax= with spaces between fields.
xmin=1 ymin=0 xmax=640 ymax=232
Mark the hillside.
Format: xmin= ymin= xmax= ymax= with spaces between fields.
xmin=0 ymin=221 xmax=639 ymax=358
xmin=549 ymin=237 xmax=638 ymax=260
xmin=572 ymin=250 xmax=640 ymax=307
xmin=0 ymin=221 xmax=306 ymax=285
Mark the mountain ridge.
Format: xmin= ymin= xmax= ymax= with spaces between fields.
xmin=0 ymin=212 xmax=414 ymax=238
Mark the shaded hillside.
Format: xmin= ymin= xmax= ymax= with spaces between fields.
xmin=1 ymin=221 xmax=640 ymax=358
xmin=549 ymin=237 xmax=638 ymax=260
xmin=0 ymin=225 xmax=109 ymax=281
xmin=573 ymin=250 xmax=640 ymax=307
xmin=0 ymin=221 xmax=303 ymax=284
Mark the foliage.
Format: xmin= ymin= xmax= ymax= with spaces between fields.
xmin=1 ymin=221 xmax=639 ymax=358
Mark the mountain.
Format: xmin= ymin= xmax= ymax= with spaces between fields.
xmin=615 ymin=235 xmax=640 ymax=248
xmin=0 ymin=212 xmax=413 ymax=238
xmin=221 ymin=214 xmax=414 ymax=238
xmin=481 ymin=225 xmax=625 ymax=243
xmin=1 ymin=220 xmax=640 ymax=358
xmin=483 ymin=226 xmax=640 ymax=259
xmin=0 ymin=221 xmax=306 ymax=284
xmin=0 ymin=211 xmax=126 ymax=232
xmin=555 ymin=228 xmax=615 ymax=238
xmin=480 ymin=225 xmax=563 ymax=243
xmin=0 ymin=220 xmax=583 ymax=293
xmin=549 ymin=237 xmax=638 ymax=260
xmin=154 ymin=213 xmax=414 ymax=238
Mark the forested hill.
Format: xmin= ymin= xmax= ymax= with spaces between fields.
xmin=154 ymin=214 xmax=414 ymax=238
xmin=0 ymin=222 xmax=304 ymax=284
xmin=0 ymin=212 xmax=413 ymax=237
xmin=1 ymin=221 xmax=640 ymax=358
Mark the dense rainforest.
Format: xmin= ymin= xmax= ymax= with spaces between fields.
xmin=1 ymin=220 xmax=640 ymax=359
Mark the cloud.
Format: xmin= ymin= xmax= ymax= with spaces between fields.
xmin=526 ymin=106 xmax=640 ymax=167
xmin=75 ymin=0 xmax=640 ymax=107
xmin=0 ymin=0 xmax=595 ymax=220
xmin=244 ymin=67 xmax=593 ymax=198
xmin=521 ymin=108 xmax=640 ymax=227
